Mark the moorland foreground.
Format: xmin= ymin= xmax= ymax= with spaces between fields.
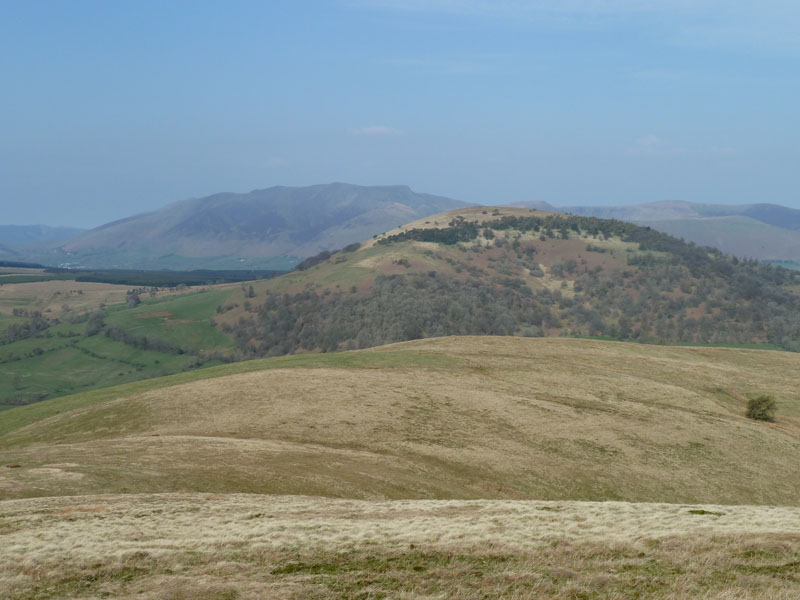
xmin=2 ymin=336 xmax=800 ymax=598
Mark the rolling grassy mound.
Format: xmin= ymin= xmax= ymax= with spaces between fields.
xmin=2 ymin=336 xmax=799 ymax=505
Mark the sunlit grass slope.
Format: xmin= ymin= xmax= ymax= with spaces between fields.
xmin=1 ymin=337 xmax=799 ymax=504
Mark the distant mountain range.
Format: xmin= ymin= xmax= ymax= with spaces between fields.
xmin=0 ymin=225 xmax=85 ymax=246
xmin=512 ymin=200 xmax=800 ymax=266
xmin=3 ymin=189 xmax=800 ymax=270
xmin=0 ymin=183 xmax=467 ymax=270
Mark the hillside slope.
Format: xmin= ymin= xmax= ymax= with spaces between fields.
xmin=215 ymin=205 xmax=800 ymax=356
xmin=35 ymin=183 xmax=467 ymax=269
xmin=2 ymin=336 xmax=799 ymax=505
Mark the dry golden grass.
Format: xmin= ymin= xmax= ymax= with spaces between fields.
xmin=0 ymin=267 xmax=45 ymax=274
xmin=0 ymin=280 xmax=134 ymax=316
xmin=2 ymin=493 xmax=799 ymax=599
xmin=1 ymin=337 xmax=799 ymax=504
xmin=0 ymin=279 xmax=228 ymax=318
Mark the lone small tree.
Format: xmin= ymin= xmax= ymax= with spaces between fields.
xmin=126 ymin=291 xmax=141 ymax=308
xmin=746 ymin=395 xmax=777 ymax=422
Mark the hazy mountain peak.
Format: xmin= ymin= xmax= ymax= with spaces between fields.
xmin=41 ymin=183 xmax=468 ymax=270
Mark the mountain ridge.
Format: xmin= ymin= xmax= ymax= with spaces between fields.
xmin=5 ymin=183 xmax=468 ymax=270
xmin=5 ymin=191 xmax=800 ymax=268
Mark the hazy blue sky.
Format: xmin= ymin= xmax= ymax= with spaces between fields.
xmin=2 ymin=0 xmax=799 ymax=227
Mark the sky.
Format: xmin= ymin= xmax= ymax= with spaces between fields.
xmin=1 ymin=0 xmax=799 ymax=227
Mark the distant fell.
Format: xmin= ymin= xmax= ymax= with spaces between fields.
xmin=560 ymin=200 xmax=800 ymax=231
xmin=512 ymin=200 xmax=800 ymax=264
xmin=42 ymin=183 xmax=467 ymax=270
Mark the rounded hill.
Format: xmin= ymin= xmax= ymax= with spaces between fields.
xmin=214 ymin=205 xmax=800 ymax=357
xmin=2 ymin=336 xmax=799 ymax=505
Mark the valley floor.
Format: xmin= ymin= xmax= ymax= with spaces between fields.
xmin=2 ymin=493 xmax=800 ymax=599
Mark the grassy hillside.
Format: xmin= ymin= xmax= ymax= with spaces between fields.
xmin=0 ymin=325 xmax=194 ymax=411
xmin=103 ymin=288 xmax=235 ymax=352
xmin=2 ymin=336 xmax=799 ymax=505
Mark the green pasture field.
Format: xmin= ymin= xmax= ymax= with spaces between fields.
xmin=0 ymin=324 xmax=203 ymax=411
xmin=104 ymin=288 xmax=236 ymax=352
